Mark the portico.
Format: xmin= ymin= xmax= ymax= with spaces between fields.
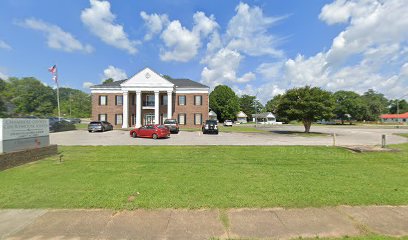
xmin=121 ymin=89 xmax=173 ymax=128
xmin=120 ymin=68 xmax=175 ymax=128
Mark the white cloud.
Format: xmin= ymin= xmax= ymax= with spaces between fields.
xmin=267 ymin=0 xmax=408 ymax=100
xmin=19 ymin=18 xmax=93 ymax=53
xmin=200 ymin=2 xmax=286 ymax=99
xmin=83 ymin=82 xmax=94 ymax=89
xmin=237 ymin=72 xmax=256 ymax=83
xmin=0 ymin=70 xmax=8 ymax=80
xmin=225 ymin=2 xmax=285 ymax=57
xmin=102 ymin=65 xmax=127 ymax=81
xmin=160 ymin=11 xmax=218 ymax=62
xmin=81 ymin=0 xmax=138 ymax=54
xmin=140 ymin=11 xmax=169 ymax=41
xmin=256 ymin=62 xmax=284 ymax=80
xmin=0 ymin=40 xmax=12 ymax=50
xmin=201 ymin=48 xmax=242 ymax=86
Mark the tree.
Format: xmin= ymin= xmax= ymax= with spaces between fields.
xmin=389 ymin=99 xmax=408 ymax=114
xmin=0 ymin=78 xmax=6 ymax=117
xmin=277 ymin=86 xmax=335 ymax=133
xmin=4 ymin=77 xmax=56 ymax=116
xmin=102 ymin=78 xmax=114 ymax=84
xmin=239 ymin=95 xmax=263 ymax=118
xmin=58 ymin=88 xmax=92 ymax=118
xmin=333 ymin=90 xmax=367 ymax=123
xmin=362 ymin=89 xmax=389 ymax=121
xmin=209 ymin=85 xmax=240 ymax=122
xmin=265 ymin=94 xmax=289 ymax=123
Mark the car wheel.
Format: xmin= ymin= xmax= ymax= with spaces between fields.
xmin=215 ymin=131 xmax=219 ymax=134
xmin=88 ymin=130 xmax=92 ymax=133
xmin=152 ymin=133 xmax=158 ymax=139
xmin=101 ymin=127 xmax=105 ymax=132
xmin=132 ymin=132 xmax=137 ymax=138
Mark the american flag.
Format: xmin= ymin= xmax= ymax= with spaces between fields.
xmin=48 ymin=65 xmax=57 ymax=74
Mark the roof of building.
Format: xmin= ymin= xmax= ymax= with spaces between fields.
xmin=90 ymin=78 xmax=208 ymax=89
xmin=236 ymin=111 xmax=248 ymax=118
xmin=380 ymin=112 xmax=408 ymax=119
xmin=252 ymin=112 xmax=276 ymax=118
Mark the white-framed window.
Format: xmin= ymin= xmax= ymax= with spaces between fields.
xmin=194 ymin=113 xmax=202 ymax=125
xmin=178 ymin=113 xmax=186 ymax=125
xmin=115 ymin=95 xmax=123 ymax=106
xmin=99 ymin=96 xmax=107 ymax=106
xmin=99 ymin=114 xmax=107 ymax=121
xmin=178 ymin=95 xmax=186 ymax=105
xmin=115 ymin=114 xmax=123 ymax=125
xmin=145 ymin=95 xmax=155 ymax=106
xmin=194 ymin=95 xmax=202 ymax=106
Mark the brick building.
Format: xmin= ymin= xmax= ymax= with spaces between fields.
xmin=90 ymin=67 xmax=209 ymax=128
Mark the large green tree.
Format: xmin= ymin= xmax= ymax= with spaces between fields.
xmin=4 ymin=77 xmax=56 ymax=117
xmin=389 ymin=99 xmax=408 ymax=114
xmin=0 ymin=78 xmax=6 ymax=117
xmin=277 ymin=86 xmax=335 ymax=133
xmin=362 ymin=89 xmax=389 ymax=121
xmin=333 ymin=90 xmax=367 ymax=123
xmin=58 ymin=88 xmax=91 ymax=118
xmin=209 ymin=85 xmax=240 ymax=122
xmin=239 ymin=94 xmax=263 ymax=118
xmin=265 ymin=94 xmax=290 ymax=123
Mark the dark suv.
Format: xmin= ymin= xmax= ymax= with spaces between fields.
xmin=163 ymin=119 xmax=179 ymax=133
xmin=202 ymin=120 xmax=218 ymax=134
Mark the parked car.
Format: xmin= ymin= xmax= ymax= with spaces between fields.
xmin=163 ymin=119 xmax=179 ymax=133
xmin=49 ymin=118 xmax=75 ymax=132
xmin=223 ymin=120 xmax=233 ymax=127
xmin=130 ymin=124 xmax=170 ymax=139
xmin=88 ymin=121 xmax=113 ymax=132
xmin=65 ymin=118 xmax=81 ymax=124
xmin=202 ymin=120 xmax=218 ymax=134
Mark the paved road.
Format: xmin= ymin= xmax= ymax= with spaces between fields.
xmin=50 ymin=125 xmax=408 ymax=146
xmin=1 ymin=206 xmax=408 ymax=239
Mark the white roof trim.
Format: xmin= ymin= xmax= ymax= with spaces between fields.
xmin=121 ymin=67 xmax=174 ymax=88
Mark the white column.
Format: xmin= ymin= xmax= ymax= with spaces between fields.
xmin=167 ymin=90 xmax=173 ymax=119
xmin=122 ymin=91 xmax=129 ymax=128
xmin=154 ymin=91 xmax=160 ymax=124
xmin=136 ymin=91 xmax=142 ymax=128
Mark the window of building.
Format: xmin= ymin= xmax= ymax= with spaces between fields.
xmin=178 ymin=95 xmax=186 ymax=105
xmin=99 ymin=96 xmax=107 ymax=106
xmin=194 ymin=113 xmax=202 ymax=125
xmin=161 ymin=95 xmax=168 ymax=106
xmin=115 ymin=114 xmax=123 ymax=125
xmin=115 ymin=95 xmax=123 ymax=106
xmin=178 ymin=113 xmax=186 ymax=125
xmin=145 ymin=95 xmax=155 ymax=106
xmin=98 ymin=114 xmax=107 ymax=121
xmin=194 ymin=95 xmax=202 ymax=105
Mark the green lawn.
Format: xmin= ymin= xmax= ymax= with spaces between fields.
xmin=0 ymin=144 xmax=407 ymax=209
xmin=396 ymin=133 xmax=408 ymax=138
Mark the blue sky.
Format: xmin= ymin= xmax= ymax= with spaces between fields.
xmin=1 ymin=0 xmax=407 ymax=103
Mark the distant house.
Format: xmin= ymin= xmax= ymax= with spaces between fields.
xmin=208 ymin=110 xmax=217 ymax=121
xmin=380 ymin=112 xmax=408 ymax=124
xmin=252 ymin=112 xmax=282 ymax=125
xmin=236 ymin=111 xmax=248 ymax=123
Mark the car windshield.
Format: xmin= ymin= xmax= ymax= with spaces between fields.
xmin=164 ymin=120 xmax=177 ymax=124
xmin=157 ymin=125 xmax=168 ymax=129
xmin=206 ymin=120 xmax=217 ymax=124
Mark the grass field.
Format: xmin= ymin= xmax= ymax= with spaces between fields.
xmin=0 ymin=144 xmax=407 ymax=209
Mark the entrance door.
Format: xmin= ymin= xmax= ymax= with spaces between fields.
xmin=144 ymin=114 xmax=155 ymax=125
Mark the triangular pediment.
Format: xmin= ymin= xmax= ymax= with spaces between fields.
xmin=121 ymin=67 xmax=174 ymax=88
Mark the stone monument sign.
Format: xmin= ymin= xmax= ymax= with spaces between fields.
xmin=0 ymin=118 xmax=49 ymax=153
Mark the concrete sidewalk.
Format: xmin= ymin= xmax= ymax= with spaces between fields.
xmin=1 ymin=206 xmax=408 ymax=240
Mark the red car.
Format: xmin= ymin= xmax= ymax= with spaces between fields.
xmin=130 ymin=124 xmax=170 ymax=139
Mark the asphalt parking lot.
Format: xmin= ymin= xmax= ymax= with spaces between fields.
xmin=50 ymin=125 xmax=408 ymax=146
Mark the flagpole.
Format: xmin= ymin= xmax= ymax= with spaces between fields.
xmin=56 ymin=67 xmax=61 ymax=121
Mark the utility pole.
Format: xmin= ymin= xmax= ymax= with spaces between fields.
xmin=69 ymin=91 xmax=72 ymax=118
